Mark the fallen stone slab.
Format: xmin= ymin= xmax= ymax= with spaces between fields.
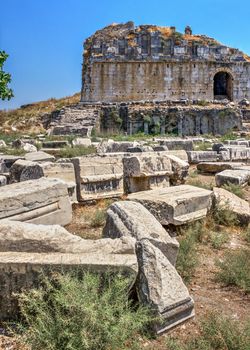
xmin=213 ymin=187 xmax=250 ymax=225
xmin=0 ymin=155 xmax=24 ymax=172
xmin=136 ymin=239 xmax=194 ymax=334
xmin=0 ymin=220 xmax=136 ymax=255
xmin=0 ymin=251 xmax=137 ymax=320
xmin=215 ymin=169 xmax=250 ymax=187
xmin=25 ymin=151 xmax=55 ymax=162
xmin=186 ymin=151 xmax=218 ymax=164
xmin=197 ymin=162 xmax=245 ymax=174
xmin=72 ymin=154 xmax=124 ymax=201
xmin=72 ymin=137 xmax=92 ymax=147
xmin=127 ymin=145 xmax=154 ymax=152
xmin=103 ymin=201 xmax=179 ymax=265
xmin=0 ymin=178 xmax=72 ymax=226
xmin=97 ymin=139 xmax=139 ymax=153
xmin=221 ymin=146 xmax=250 ymax=161
xmin=161 ymin=150 xmax=188 ymax=161
xmin=128 ymin=185 xmax=213 ymax=225
xmin=42 ymin=140 xmax=69 ymax=148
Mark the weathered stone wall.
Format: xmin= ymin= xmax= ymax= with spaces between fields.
xmin=82 ymin=61 xmax=250 ymax=103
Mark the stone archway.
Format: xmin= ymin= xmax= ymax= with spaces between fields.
xmin=213 ymin=71 xmax=233 ymax=101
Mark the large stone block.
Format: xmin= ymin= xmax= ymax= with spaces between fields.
xmin=72 ymin=154 xmax=124 ymax=201
xmin=136 ymin=239 xmax=194 ymax=333
xmin=128 ymin=185 xmax=213 ymax=225
xmin=158 ymin=139 xmax=193 ymax=151
xmin=0 ymin=178 xmax=72 ymax=226
xmin=103 ymin=201 xmax=179 ymax=265
xmin=186 ymin=151 xmax=218 ymax=164
xmin=0 ymin=220 xmax=136 ymax=255
xmin=25 ymin=151 xmax=55 ymax=162
xmin=215 ymin=169 xmax=250 ymax=187
xmin=0 ymin=251 xmax=137 ymax=320
xmin=213 ymin=187 xmax=250 ymax=225
xmin=197 ymin=162 xmax=245 ymax=174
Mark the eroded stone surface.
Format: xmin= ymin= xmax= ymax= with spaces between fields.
xmin=215 ymin=169 xmax=250 ymax=187
xmin=128 ymin=185 xmax=213 ymax=225
xmin=136 ymin=239 xmax=194 ymax=333
xmin=103 ymin=201 xmax=179 ymax=265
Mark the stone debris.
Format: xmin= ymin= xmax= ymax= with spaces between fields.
xmin=215 ymin=169 xmax=250 ymax=187
xmin=128 ymin=185 xmax=213 ymax=225
xmin=97 ymin=139 xmax=140 ymax=153
xmin=103 ymin=201 xmax=179 ymax=265
xmin=25 ymin=150 xmax=55 ymax=162
xmin=123 ymin=153 xmax=188 ymax=193
xmin=159 ymin=139 xmax=193 ymax=151
xmin=72 ymin=154 xmax=124 ymax=201
xmin=187 ymin=151 xmax=218 ymax=164
xmin=197 ymin=161 xmax=245 ymax=174
xmin=72 ymin=137 xmax=92 ymax=147
xmin=213 ymin=187 xmax=250 ymax=225
xmin=136 ymin=239 xmax=195 ymax=334
xmin=0 ymin=178 xmax=72 ymax=226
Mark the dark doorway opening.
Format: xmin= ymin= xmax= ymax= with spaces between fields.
xmin=214 ymin=72 xmax=233 ymax=101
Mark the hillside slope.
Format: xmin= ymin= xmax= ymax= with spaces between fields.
xmin=0 ymin=93 xmax=80 ymax=133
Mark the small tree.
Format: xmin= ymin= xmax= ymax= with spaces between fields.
xmin=0 ymin=50 xmax=14 ymax=100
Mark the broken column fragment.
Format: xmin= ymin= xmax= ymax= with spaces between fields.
xmin=136 ymin=239 xmax=195 ymax=333
xmin=103 ymin=201 xmax=179 ymax=266
xmin=0 ymin=178 xmax=72 ymax=226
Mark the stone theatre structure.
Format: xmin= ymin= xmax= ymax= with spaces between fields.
xmin=81 ymin=22 xmax=250 ymax=103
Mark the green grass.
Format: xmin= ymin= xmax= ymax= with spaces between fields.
xmin=16 ymin=272 xmax=151 ymax=350
xmin=222 ymin=183 xmax=245 ymax=199
xmin=194 ymin=142 xmax=211 ymax=151
xmin=165 ymin=312 xmax=250 ymax=350
xmin=215 ymin=248 xmax=250 ymax=293
xmin=176 ymin=222 xmax=203 ymax=283
xmin=186 ymin=178 xmax=213 ymax=190
xmin=209 ymin=231 xmax=229 ymax=249
xmin=58 ymin=145 xmax=96 ymax=158
xmin=0 ymin=147 xmax=26 ymax=156
xmin=211 ymin=203 xmax=239 ymax=227
xmin=90 ymin=209 xmax=106 ymax=228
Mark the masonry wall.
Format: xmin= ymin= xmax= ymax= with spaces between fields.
xmin=81 ymin=61 xmax=250 ymax=103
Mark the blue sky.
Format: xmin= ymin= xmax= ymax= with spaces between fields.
xmin=1 ymin=0 xmax=250 ymax=110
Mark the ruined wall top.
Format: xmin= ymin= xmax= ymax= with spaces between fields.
xmin=83 ymin=21 xmax=250 ymax=63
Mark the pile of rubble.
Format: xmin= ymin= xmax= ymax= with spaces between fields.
xmin=0 ymin=133 xmax=250 ymax=334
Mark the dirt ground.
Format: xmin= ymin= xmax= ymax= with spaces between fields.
xmin=1 ymin=168 xmax=250 ymax=350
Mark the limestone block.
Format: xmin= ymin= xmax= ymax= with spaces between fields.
xmin=127 ymin=145 xmax=154 ymax=152
xmin=25 ymin=151 xmax=55 ymax=162
xmin=72 ymin=154 xmax=124 ymax=201
xmin=0 ymin=140 xmax=7 ymax=148
xmin=0 ymin=178 xmax=72 ymax=226
xmin=72 ymin=137 xmax=92 ymax=147
xmin=0 ymin=175 xmax=7 ymax=187
xmin=222 ymin=146 xmax=250 ymax=161
xmin=128 ymin=185 xmax=213 ymax=225
xmin=153 ymin=145 xmax=169 ymax=151
xmin=42 ymin=140 xmax=69 ymax=148
xmin=215 ymin=169 xmax=250 ymax=187
xmin=186 ymin=151 xmax=218 ymax=164
xmin=136 ymin=239 xmax=194 ymax=334
xmin=97 ymin=139 xmax=140 ymax=153
xmin=0 ymin=155 xmax=24 ymax=172
xmin=0 ymin=251 xmax=137 ymax=320
xmin=165 ymin=154 xmax=189 ymax=184
xmin=23 ymin=143 xmax=37 ymax=153
xmin=0 ymin=220 xmax=136 ymax=254
xmin=158 ymin=139 xmax=193 ymax=151
xmin=161 ymin=150 xmax=188 ymax=161
xmin=197 ymin=162 xmax=245 ymax=174
xmin=9 ymin=159 xmax=44 ymax=183
xmin=213 ymin=187 xmax=250 ymax=224
xmin=103 ymin=201 xmax=179 ymax=265
xmin=123 ymin=154 xmax=172 ymax=193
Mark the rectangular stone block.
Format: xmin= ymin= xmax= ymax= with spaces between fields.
xmin=215 ymin=169 xmax=250 ymax=187
xmin=72 ymin=154 xmax=124 ymax=201
xmin=0 ymin=251 xmax=137 ymax=320
xmin=187 ymin=151 xmax=218 ymax=164
xmin=197 ymin=162 xmax=245 ymax=174
xmin=128 ymin=185 xmax=213 ymax=225
xmin=157 ymin=139 xmax=194 ymax=151
xmin=0 ymin=178 xmax=72 ymax=226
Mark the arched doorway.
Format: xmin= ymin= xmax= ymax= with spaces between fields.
xmin=213 ymin=71 xmax=233 ymax=101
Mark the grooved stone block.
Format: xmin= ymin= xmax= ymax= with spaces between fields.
xmin=128 ymin=185 xmax=213 ymax=225
xmin=215 ymin=169 xmax=250 ymax=187
xmin=0 ymin=178 xmax=72 ymax=226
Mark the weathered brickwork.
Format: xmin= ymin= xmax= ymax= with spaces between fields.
xmin=81 ymin=22 xmax=250 ymax=103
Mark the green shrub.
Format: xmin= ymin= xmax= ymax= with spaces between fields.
xmin=58 ymin=145 xmax=96 ymax=158
xmin=195 ymin=142 xmax=211 ymax=151
xmin=210 ymin=231 xmax=229 ymax=249
xmin=0 ymin=147 xmax=26 ymax=156
xmin=165 ymin=312 xmax=250 ymax=350
xmin=212 ymin=204 xmax=239 ymax=227
xmin=243 ymin=225 xmax=250 ymax=243
xmin=17 ymin=272 xmax=151 ymax=350
xmin=90 ymin=209 xmax=106 ymax=227
xmin=222 ymin=183 xmax=244 ymax=199
xmin=176 ymin=222 xmax=202 ymax=283
xmin=216 ymin=249 xmax=250 ymax=293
